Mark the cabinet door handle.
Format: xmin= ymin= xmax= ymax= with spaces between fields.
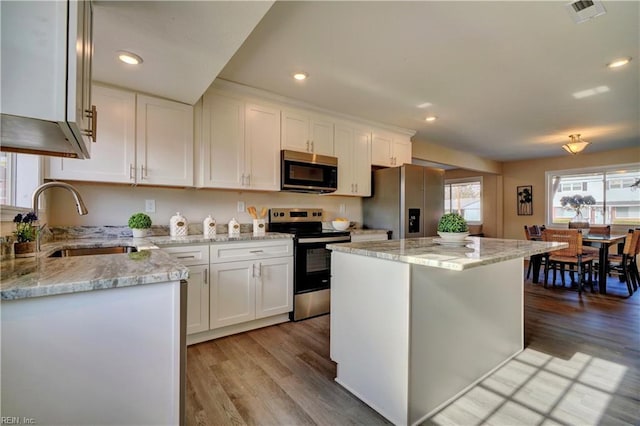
xmin=83 ymin=105 xmax=97 ymax=142
xmin=255 ymin=262 xmax=262 ymax=278
xmin=246 ymin=174 xmax=251 ymax=186
xmin=204 ymin=268 xmax=208 ymax=284
xmin=306 ymin=140 xmax=310 ymax=152
xmin=355 ymin=183 xmax=358 ymax=193
xmin=311 ymin=140 xmax=314 ymax=152
xmin=350 ymin=183 xmax=354 ymax=192
xmin=129 ymin=164 xmax=135 ymax=180
xmin=140 ymin=164 xmax=147 ymax=179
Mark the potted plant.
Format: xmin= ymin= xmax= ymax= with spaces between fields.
xmin=560 ymin=194 xmax=596 ymax=227
xmin=13 ymin=211 xmax=38 ymax=257
xmin=437 ymin=212 xmax=469 ymax=241
xmin=128 ymin=212 xmax=152 ymax=238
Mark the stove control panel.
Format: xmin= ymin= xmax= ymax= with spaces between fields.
xmin=269 ymin=208 xmax=323 ymax=223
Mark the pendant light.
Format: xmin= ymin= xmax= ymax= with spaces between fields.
xmin=562 ymin=134 xmax=591 ymax=155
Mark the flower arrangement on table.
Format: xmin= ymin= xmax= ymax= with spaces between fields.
xmin=559 ymin=194 xmax=596 ymax=217
xmin=13 ymin=211 xmax=39 ymax=257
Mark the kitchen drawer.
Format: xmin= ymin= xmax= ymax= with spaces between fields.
xmin=162 ymin=245 xmax=209 ymax=266
xmin=210 ymin=240 xmax=293 ymax=264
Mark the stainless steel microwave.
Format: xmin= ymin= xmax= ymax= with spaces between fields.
xmin=281 ymin=150 xmax=338 ymax=193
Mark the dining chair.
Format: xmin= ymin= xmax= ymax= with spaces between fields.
xmin=601 ymin=229 xmax=640 ymax=296
xmin=542 ymin=229 xmax=597 ymax=293
xmin=524 ymin=225 xmax=545 ymax=280
xmin=588 ymin=225 xmax=611 ymax=235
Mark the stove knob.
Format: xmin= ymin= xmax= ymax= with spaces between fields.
xmin=279 ymin=212 xmax=285 ymax=217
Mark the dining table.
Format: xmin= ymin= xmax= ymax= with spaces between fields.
xmin=530 ymin=232 xmax=627 ymax=294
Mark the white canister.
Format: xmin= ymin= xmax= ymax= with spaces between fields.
xmin=170 ymin=212 xmax=188 ymax=237
xmin=253 ymin=219 xmax=266 ymax=237
xmin=203 ymin=215 xmax=216 ymax=238
xmin=228 ymin=217 xmax=240 ymax=238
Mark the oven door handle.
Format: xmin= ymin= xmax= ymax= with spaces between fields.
xmin=297 ymin=236 xmax=351 ymax=244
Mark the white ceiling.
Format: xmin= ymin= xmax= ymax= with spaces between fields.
xmin=93 ymin=1 xmax=639 ymax=163
xmin=92 ymin=0 xmax=274 ymax=104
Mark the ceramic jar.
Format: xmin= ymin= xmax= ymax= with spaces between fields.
xmin=170 ymin=212 xmax=188 ymax=237
xmin=203 ymin=215 xmax=216 ymax=238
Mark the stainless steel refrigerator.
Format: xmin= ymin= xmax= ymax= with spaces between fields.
xmin=363 ymin=164 xmax=444 ymax=239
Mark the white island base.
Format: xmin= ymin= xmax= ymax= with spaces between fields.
xmin=330 ymin=252 xmax=523 ymax=425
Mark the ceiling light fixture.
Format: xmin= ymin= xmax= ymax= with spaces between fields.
xmin=562 ymin=134 xmax=591 ymax=155
xmin=607 ymin=57 xmax=631 ymax=68
xmin=293 ymin=72 xmax=308 ymax=81
xmin=425 ymin=116 xmax=437 ymax=122
xmin=117 ymin=51 xmax=143 ymax=65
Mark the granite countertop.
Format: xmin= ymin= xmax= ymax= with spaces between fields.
xmin=350 ymin=229 xmax=389 ymax=235
xmin=1 ymin=232 xmax=293 ymax=301
xmin=327 ymin=237 xmax=567 ymax=271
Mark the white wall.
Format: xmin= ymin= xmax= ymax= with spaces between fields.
xmin=46 ymin=183 xmax=362 ymax=228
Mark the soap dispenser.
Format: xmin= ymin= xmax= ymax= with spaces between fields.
xmin=203 ymin=215 xmax=216 ymax=238
xmin=170 ymin=212 xmax=188 ymax=237
xmin=228 ymin=217 xmax=240 ymax=238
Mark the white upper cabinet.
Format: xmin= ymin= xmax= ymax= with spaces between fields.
xmin=47 ymin=85 xmax=193 ymax=186
xmin=136 ymin=95 xmax=194 ymax=186
xmin=1 ymin=0 xmax=95 ymax=158
xmin=198 ymin=90 xmax=280 ymax=191
xmin=47 ymin=84 xmax=135 ymax=183
xmin=371 ymin=131 xmax=412 ymax=167
xmin=244 ymin=103 xmax=281 ymax=191
xmin=281 ymin=109 xmax=334 ymax=156
xmin=334 ymin=123 xmax=372 ymax=196
xmin=199 ymin=93 xmax=245 ymax=189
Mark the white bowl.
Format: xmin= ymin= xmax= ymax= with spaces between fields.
xmin=332 ymin=220 xmax=350 ymax=231
xmin=437 ymin=231 xmax=470 ymax=241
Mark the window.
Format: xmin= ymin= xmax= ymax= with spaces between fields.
xmin=546 ymin=164 xmax=640 ymax=226
xmin=0 ymin=152 xmax=42 ymax=220
xmin=444 ymin=177 xmax=482 ymax=224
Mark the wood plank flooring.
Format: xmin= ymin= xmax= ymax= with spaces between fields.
xmin=186 ymin=271 xmax=640 ymax=426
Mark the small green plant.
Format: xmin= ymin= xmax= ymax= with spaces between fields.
xmin=437 ymin=213 xmax=468 ymax=233
xmin=13 ymin=211 xmax=38 ymax=242
xmin=128 ymin=212 xmax=152 ymax=229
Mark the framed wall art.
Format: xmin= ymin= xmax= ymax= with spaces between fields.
xmin=517 ymin=185 xmax=533 ymax=216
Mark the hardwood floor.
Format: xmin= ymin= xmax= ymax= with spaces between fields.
xmin=186 ymin=272 xmax=640 ymax=425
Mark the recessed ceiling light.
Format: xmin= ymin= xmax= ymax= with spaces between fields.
xmin=425 ymin=116 xmax=437 ymax=122
xmin=117 ymin=51 xmax=143 ymax=65
xmin=417 ymin=102 xmax=433 ymax=109
xmin=293 ymin=72 xmax=308 ymax=81
xmin=607 ymin=57 xmax=631 ymax=68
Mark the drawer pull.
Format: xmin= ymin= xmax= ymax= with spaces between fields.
xmin=249 ymin=250 xmax=264 ymax=253
xmin=177 ymin=255 xmax=196 ymax=259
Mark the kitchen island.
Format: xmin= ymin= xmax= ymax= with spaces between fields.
xmin=327 ymin=236 xmax=565 ymax=426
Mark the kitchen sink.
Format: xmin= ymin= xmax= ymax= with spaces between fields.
xmin=48 ymin=246 xmax=138 ymax=257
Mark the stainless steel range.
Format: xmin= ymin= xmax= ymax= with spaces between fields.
xmin=269 ymin=208 xmax=351 ymax=321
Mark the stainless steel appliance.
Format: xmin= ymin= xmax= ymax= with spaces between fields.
xmin=363 ymin=164 xmax=444 ymax=239
xmin=269 ymin=208 xmax=350 ymax=321
xmin=281 ymin=150 xmax=338 ymax=193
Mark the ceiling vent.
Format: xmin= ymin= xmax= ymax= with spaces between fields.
xmin=565 ymin=0 xmax=607 ymax=24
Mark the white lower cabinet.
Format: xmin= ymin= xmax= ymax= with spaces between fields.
xmin=209 ymin=260 xmax=255 ymax=328
xmin=161 ymin=245 xmax=209 ymax=335
xmin=161 ymin=239 xmax=293 ymax=344
xmin=210 ymin=256 xmax=293 ymax=328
